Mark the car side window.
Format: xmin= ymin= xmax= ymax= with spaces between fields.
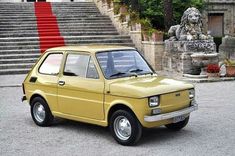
xmin=64 ymin=54 xmax=89 ymax=77
xmin=39 ymin=53 xmax=63 ymax=75
xmin=86 ymin=58 xmax=99 ymax=79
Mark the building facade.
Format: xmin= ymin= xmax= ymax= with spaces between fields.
xmin=204 ymin=0 xmax=235 ymax=37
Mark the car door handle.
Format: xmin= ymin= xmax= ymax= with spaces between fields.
xmin=58 ymin=81 xmax=65 ymax=86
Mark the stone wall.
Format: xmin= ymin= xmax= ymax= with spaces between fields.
xmin=142 ymin=41 xmax=164 ymax=71
xmin=219 ymin=36 xmax=235 ymax=60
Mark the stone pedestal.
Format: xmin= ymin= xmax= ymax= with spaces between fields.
xmin=163 ymin=40 xmax=218 ymax=75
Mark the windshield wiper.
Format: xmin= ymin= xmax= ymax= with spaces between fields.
xmin=142 ymin=72 xmax=154 ymax=75
xmin=109 ymin=72 xmax=127 ymax=77
xmin=129 ymin=68 xmax=143 ymax=73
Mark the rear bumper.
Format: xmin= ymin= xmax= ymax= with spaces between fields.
xmin=22 ymin=95 xmax=27 ymax=102
xmin=144 ymin=103 xmax=198 ymax=122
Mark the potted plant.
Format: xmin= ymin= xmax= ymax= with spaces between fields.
xmin=113 ymin=0 xmax=121 ymax=15
xmin=119 ymin=12 xmax=128 ymax=22
xmin=224 ymin=59 xmax=235 ymax=77
xmin=128 ymin=11 xmax=141 ymax=31
xmin=119 ymin=2 xmax=128 ymax=14
xmin=150 ymin=28 xmax=164 ymax=42
xmin=140 ymin=18 xmax=152 ymax=41
xmin=206 ymin=64 xmax=220 ymax=78
xmin=106 ymin=0 xmax=113 ymax=9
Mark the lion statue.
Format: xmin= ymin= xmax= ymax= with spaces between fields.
xmin=168 ymin=7 xmax=212 ymax=41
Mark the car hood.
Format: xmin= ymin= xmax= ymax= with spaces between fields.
xmin=108 ymin=75 xmax=194 ymax=98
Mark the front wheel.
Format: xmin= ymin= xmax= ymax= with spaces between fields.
xmin=109 ymin=110 xmax=142 ymax=146
xmin=165 ymin=116 xmax=189 ymax=131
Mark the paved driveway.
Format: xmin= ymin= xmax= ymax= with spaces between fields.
xmin=0 ymin=81 xmax=235 ymax=156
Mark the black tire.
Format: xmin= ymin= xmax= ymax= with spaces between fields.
xmin=165 ymin=116 xmax=189 ymax=131
xmin=109 ymin=110 xmax=142 ymax=146
xmin=30 ymin=97 xmax=54 ymax=127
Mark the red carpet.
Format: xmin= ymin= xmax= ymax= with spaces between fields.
xmin=34 ymin=2 xmax=65 ymax=53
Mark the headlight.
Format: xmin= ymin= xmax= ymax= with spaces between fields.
xmin=148 ymin=96 xmax=159 ymax=107
xmin=189 ymin=89 xmax=195 ymax=100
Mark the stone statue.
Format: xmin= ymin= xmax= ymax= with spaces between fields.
xmin=163 ymin=7 xmax=219 ymax=76
xmin=168 ymin=7 xmax=212 ymax=41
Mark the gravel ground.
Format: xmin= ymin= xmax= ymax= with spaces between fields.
xmin=0 ymin=81 xmax=235 ymax=156
xmin=0 ymin=75 xmax=26 ymax=87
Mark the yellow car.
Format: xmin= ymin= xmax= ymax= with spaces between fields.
xmin=22 ymin=45 xmax=197 ymax=146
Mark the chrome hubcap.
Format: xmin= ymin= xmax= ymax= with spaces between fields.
xmin=114 ymin=116 xmax=132 ymax=141
xmin=33 ymin=102 xmax=45 ymax=123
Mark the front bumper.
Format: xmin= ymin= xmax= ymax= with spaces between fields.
xmin=144 ymin=103 xmax=198 ymax=122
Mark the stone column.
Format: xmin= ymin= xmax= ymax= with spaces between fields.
xmin=142 ymin=41 xmax=164 ymax=71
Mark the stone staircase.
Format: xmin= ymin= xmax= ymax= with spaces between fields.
xmin=0 ymin=2 xmax=134 ymax=75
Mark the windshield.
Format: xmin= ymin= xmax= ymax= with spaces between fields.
xmin=96 ymin=50 xmax=153 ymax=79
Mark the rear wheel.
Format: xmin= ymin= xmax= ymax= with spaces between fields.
xmin=165 ymin=116 xmax=189 ymax=131
xmin=109 ymin=110 xmax=142 ymax=146
xmin=30 ymin=97 xmax=54 ymax=126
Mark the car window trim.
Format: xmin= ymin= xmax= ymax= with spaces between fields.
xmin=86 ymin=56 xmax=100 ymax=79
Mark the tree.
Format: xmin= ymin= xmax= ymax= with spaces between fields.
xmin=163 ymin=0 xmax=173 ymax=30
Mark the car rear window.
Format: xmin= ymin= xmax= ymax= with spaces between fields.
xmin=39 ymin=53 xmax=63 ymax=75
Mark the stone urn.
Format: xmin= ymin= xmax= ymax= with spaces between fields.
xmin=191 ymin=53 xmax=219 ymax=75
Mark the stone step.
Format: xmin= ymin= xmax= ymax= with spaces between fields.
xmin=0 ymin=35 xmax=131 ymax=42
xmin=64 ymin=43 xmax=135 ymax=47
xmin=0 ymin=26 xmax=115 ymax=31
xmin=0 ymin=15 xmax=107 ymax=19
xmin=0 ymin=10 xmax=100 ymax=15
xmin=0 ymin=40 xmax=133 ymax=50
xmin=0 ymin=6 xmax=97 ymax=8
xmin=0 ymin=54 xmax=40 ymax=59
xmin=0 ymin=6 xmax=94 ymax=9
xmin=0 ymin=68 xmax=30 ymax=75
xmin=0 ymin=58 xmax=37 ymax=64
xmin=0 ymin=31 xmax=119 ymax=37
xmin=0 ymin=38 xmax=132 ymax=46
xmin=0 ymin=27 xmax=116 ymax=33
xmin=0 ymin=19 xmax=112 ymax=25
xmin=0 ymin=22 xmax=114 ymax=28
xmin=0 ymin=63 xmax=34 ymax=70
xmin=0 ymin=45 xmax=40 ymax=50
xmin=0 ymin=16 xmax=110 ymax=21
xmin=0 ymin=3 xmax=95 ymax=6
xmin=0 ymin=11 xmax=100 ymax=15
xmin=0 ymin=49 xmax=40 ymax=55
xmin=0 ymin=43 xmax=134 ymax=54
xmin=0 ymin=13 xmax=102 ymax=18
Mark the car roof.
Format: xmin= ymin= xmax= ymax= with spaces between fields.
xmin=45 ymin=45 xmax=136 ymax=53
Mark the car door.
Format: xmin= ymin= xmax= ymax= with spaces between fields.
xmin=57 ymin=52 xmax=105 ymax=120
xmin=36 ymin=52 xmax=64 ymax=112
